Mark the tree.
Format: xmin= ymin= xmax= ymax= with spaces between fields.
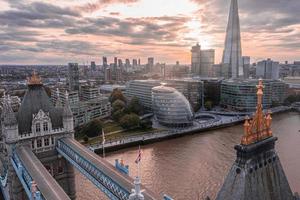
xmin=204 ymin=101 xmax=213 ymax=111
xmin=119 ymin=114 xmax=140 ymax=129
xmin=112 ymin=100 xmax=126 ymax=112
xmin=80 ymin=119 xmax=103 ymax=138
xmin=110 ymin=88 xmax=126 ymax=103
xmin=83 ymin=135 xmax=89 ymax=143
xmin=128 ymin=97 xmax=143 ymax=115
xmin=112 ymin=109 xmax=124 ymax=121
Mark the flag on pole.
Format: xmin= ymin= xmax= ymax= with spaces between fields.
xmin=135 ymin=147 xmax=142 ymax=164
xmin=102 ymin=129 xmax=105 ymax=145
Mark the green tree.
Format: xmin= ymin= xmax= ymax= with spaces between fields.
xmin=119 ymin=114 xmax=140 ymax=129
xmin=80 ymin=119 xmax=103 ymax=138
xmin=112 ymin=99 xmax=126 ymax=112
xmin=110 ymin=88 xmax=126 ymax=103
xmin=128 ymin=97 xmax=143 ymax=115
xmin=204 ymin=101 xmax=213 ymax=111
xmin=112 ymin=109 xmax=124 ymax=121
xmin=83 ymin=135 xmax=89 ymax=143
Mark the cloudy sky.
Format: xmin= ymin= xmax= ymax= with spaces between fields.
xmin=0 ymin=0 xmax=299 ymax=65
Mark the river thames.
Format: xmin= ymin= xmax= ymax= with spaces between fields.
xmin=75 ymin=112 xmax=300 ymax=200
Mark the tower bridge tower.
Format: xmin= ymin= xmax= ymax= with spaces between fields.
xmin=0 ymin=72 xmax=76 ymax=199
xmin=216 ymin=79 xmax=297 ymax=200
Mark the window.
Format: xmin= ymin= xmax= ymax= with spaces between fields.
xmin=44 ymin=138 xmax=49 ymax=146
xmin=31 ymin=140 xmax=35 ymax=149
xmin=58 ymin=160 xmax=64 ymax=174
xmin=43 ymin=122 xmax=48 ymax=132
xmin=36 ymin=123 xmax=41 ymax=132
xmin=37 ymin=139 xmax=42 ymax=148
xmin=51 ymin=137 xmax=55 ymax=145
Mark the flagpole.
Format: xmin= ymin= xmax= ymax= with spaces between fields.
xmin=137 ymin=145 xmax=141 ymax=180
xmin=102 ymin=128 xmax=105 ymax=158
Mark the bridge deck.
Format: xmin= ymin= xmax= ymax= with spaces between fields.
xmin=62 ymin=137 xmax=159 ymax=200
xmin=16 ymin=146 xmax=71 ymax=200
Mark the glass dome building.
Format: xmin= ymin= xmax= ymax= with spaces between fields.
xmin=152 ymin=86 xmax=194 ymax=127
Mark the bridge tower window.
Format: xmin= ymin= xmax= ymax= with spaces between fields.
xmin=44 ymin=138 xmax=50 ymax=146
xmin=43 ymin=122 xmax=48 ymax=131
xmin=31 ymin=140 xmax=35 ymax=149
xmin=36 ymin=123 xmax=41 ymax=132
xmin=37 ymin=139 xmax=42 ymax=148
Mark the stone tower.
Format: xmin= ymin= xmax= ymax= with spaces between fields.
xmin=0 ymin=72 xmax=76 ymax=199
xmin=216 ymin=79 xmax=297 ymax=200
xmin=222 ymin=0 xmax=243 ymax=79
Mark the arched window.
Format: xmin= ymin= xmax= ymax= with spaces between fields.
xmin=36 ymin=123 xmax=41 ymax=132
xmin=43 ymin=122 xmax=48 ymax=131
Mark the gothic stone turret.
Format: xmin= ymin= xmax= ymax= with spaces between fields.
xmin=0 ymin=72 xmax=76 ymax=199
xmin=216 ymin=79 xmax=297 ymax=200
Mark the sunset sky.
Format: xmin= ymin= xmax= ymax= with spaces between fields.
xmin=0 ymin=0 xmax=299 ymax=65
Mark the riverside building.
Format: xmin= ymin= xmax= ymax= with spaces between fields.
xmin=152 ymin=85 xmax=194 ymax=127
xmin=220 ymin=79 xmax=287 ymax=111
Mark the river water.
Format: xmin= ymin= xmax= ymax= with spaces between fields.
xmin=75 ymin=112 xmax=300 ymax=200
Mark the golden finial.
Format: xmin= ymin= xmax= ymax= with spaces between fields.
xmin=241 ymin=80 xmax=273 ymax=145
xmin=27 ymin=71 xmax=42 ymax=85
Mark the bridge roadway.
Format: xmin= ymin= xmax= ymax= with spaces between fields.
xmin=60 ymin=137 xmax=159 ymax=200
xmin=16 ymin=146 xmax=71 ymax=200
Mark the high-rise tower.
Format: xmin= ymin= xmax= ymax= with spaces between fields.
xmin=222 ymin=0 xmax=243 ymax=79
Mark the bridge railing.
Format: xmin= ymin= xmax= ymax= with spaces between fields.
xmin=11 ymin=151 xmax=43 ymax=200
xmin=57 ymin=138 xmax=130 ymax=200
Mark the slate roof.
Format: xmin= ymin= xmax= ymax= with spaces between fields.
xmin=216 ymin=137 xmax=296 ymax=200
xmin=17 ymin=85 xmax=63 ymax=134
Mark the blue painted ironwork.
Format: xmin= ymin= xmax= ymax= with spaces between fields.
xmin=115 ymin=159 xmax=129 ymax=175
xmin=56 ymin=139 xmax=130 ymax=200
xmin=10 ymin=151 xmax=44 ymax=200
xmin=163 ymin=195 xmax=174 ymax=200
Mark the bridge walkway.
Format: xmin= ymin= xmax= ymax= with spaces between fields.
xmin=58 ymin=137 xmax=158 ymax=200
xmin=15 ymin=146 xmax=71 ymax=200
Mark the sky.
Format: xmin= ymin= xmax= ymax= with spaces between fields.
xmin=0 ymin=0 xmax=299 ymax=65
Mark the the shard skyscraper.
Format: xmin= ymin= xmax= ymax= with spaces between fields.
xmin=222 ymin=0 xmax=243 ymax=79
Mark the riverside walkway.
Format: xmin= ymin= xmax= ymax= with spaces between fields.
xmin=89 ymin=106 xmax=291 ymax=152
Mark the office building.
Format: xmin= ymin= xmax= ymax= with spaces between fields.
xmin=191 ymin=43 xmax=215 ymax=77
xmin=114 ymin=57 xmax=118 ymax=72
xmin=165 ymin=79 xmax=203 ymax=111
xmin=91 ymin=61 xmax=96 ymax=71
xmin=104 ymin=67 xmax=112 ymax=83
xmin=220 ymin=79 xmax=287 ymax=111
xmin=132 ymin=59 xmax=138 ymax=68
xmin=71 ymin=97 xmax=111 ymax=127
xmin=191 ymin=43 xmax=201 ymax=75
xmin=256 ymin=59 xmax=279 ymax=80
xmin=222 ymin=0 xmax=243 ymax=78
xmin=147 ymin=57 xmax=154 ymax=72
xmin=80 ymin=85 xmax=101 ymax=101
xmin=102 ymin=57 xmax=108 ymax=69
xmin=51 ymin=87 xmax=111 ymax=127
xmin=152 ymin=86 xmax=194 ymax=127
xmin=68 ymin=63 xmax=80 ymax=91
xmin=126 ymin=80 xmax=161 ymax=111
xmin=242 ymin=56 xmax=250 ymax=79
xmin=125 ymin=59 xmax=130 ymax=71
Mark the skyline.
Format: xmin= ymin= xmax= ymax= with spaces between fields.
xmin=0 ymin=0 xmax=300 ymax=65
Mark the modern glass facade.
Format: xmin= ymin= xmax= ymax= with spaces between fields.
xmin=152 ymin=86 xmax=194 ymax=127
xmin=220 ymin=79 xmax=287 ymax=111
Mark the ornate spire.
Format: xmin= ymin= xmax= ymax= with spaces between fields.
xmin=129 ymin=176 xmax=144 ymax=200
xmin=27 ymin=71 xmax=42 ymax=86
xmin=241 ymin=79 xmax=272 ymax=145
xmin=2 ymin=93 xmax=17 ymax=126
xmin=55 ymin=88 xmax=62 ymax=108
xmin=63 ymin=91 xmax=73 ymax=118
